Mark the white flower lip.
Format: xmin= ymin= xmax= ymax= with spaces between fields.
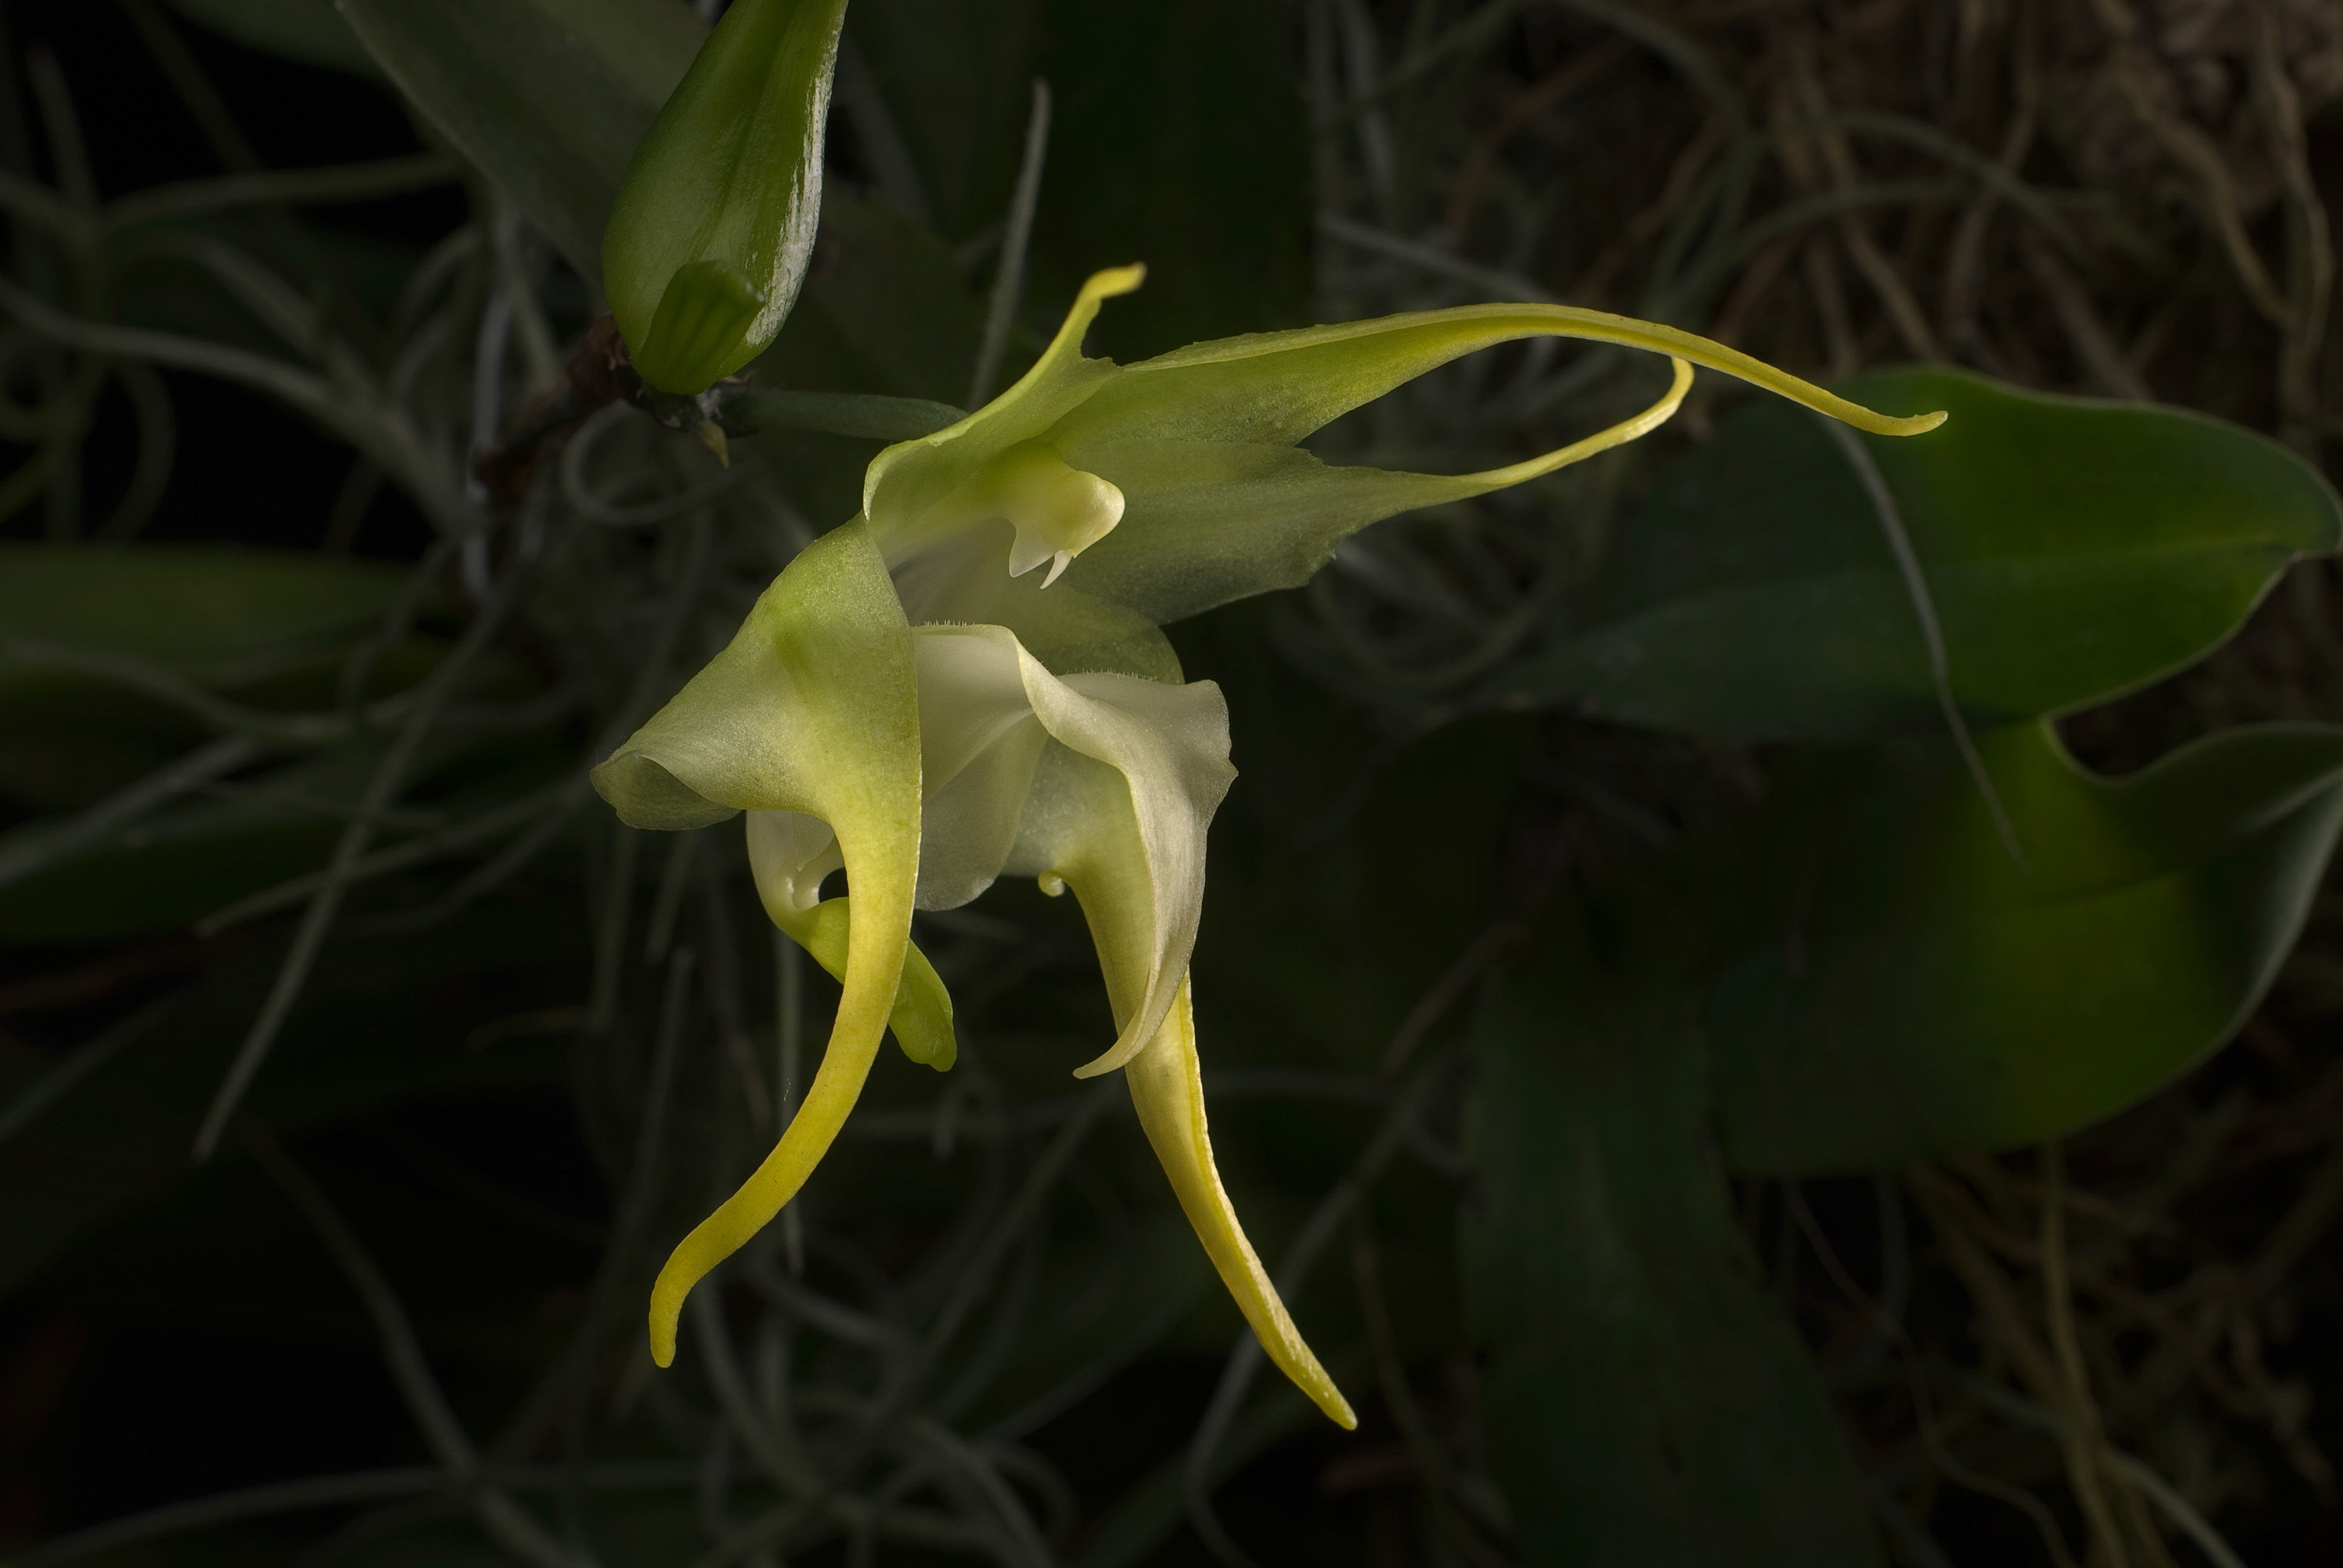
xmin=907 ymin=622 xmax=1232 ymax=1076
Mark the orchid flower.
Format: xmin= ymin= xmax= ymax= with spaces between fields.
xmin=590 ymin=265 xmax=1945 ymax=1428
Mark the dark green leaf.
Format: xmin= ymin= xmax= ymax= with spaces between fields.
xmin=1514 ymin=369 xmax=2341 ymax=740
xmin=0 ymin=544 xmax=416 ymax=813
xmin=163 ymin=0 xmax=377 ymax=76
xmin=1186 ymin=601 xmax=1539 ymax=1078
xmin=1708 ymin=721 xmax=2343 ymax=1172
xmin=0 ymin=543 xmax=409 ymax=683
xmin=745 ymin=186 xmax=985 ymax=520
xmin=337 ymin=0 xmax=704 ymax=280
xmin=0 ymin=545 xmax=564 ymax=941
xmin=113 ymin=219 xmax=423 ymax=360
xmin=0 ymin=741 xmax=394 ymax=941
xmin=0 ymin=909 xmax=576 ymax=1299
xmin=0 ymin=818 xmax=340 ymax=943
xmin=758 ymin=187 xmax=982 ymax=404
xmin=1463 ymin=916 xmax=1882 ymax=1566
xmin=843 ymin=0 xmax=1043 ymax=238
xmin=1027 ymin=0 xmax=1313 ymax=361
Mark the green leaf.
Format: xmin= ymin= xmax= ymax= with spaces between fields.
xmin=740 ymin=186 xmax=986 ymax=522
xmin=164 ymin=0 xmax=376 ymax=74
xmin=842 ymin=0 xmax=1042 ymax=238
xmin=958 ymin=1208 xmax=1206 ymax=1430
xmin=0 ymin=543 xmax=410 ymax=686
xmin=0 ymin=544 xmax=418 ymax=813
xmin=1463 ymin=916 xmax=1883 ymax=1566
xmin=1186 ymin=608 xmax=1536 ymax=1078
xmin=0 ymin=739 xmax=568 ymax=943
xmin=1514 ymin=368 xmax=2342 ymax=740
xmin=844 ymin=0 xmax=1313 ymax=357
xmin=0 ymin=909 xmax=573 ymax=1301
xmin=755 ymin=187 xmax=982 ymax=405
xmin=1707 ymin=721 xmax=2343 ymax=1173
xmin=112 ymin=219 xmax=423 ymax=360
xmin=1028 ymin=0 xmax=1312 ymax=361
xmin=0 ymin=546 xmax=556 ymax=943
xmin=0 ymin=782 xmax=341 ymax=942
xmin=337 ymin=0 xmax=704 ymax=281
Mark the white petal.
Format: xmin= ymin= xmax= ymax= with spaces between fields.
xmin=744 ymin=810 xmax=843 ymax=916
xmin=1008 ymin=649 xmax=1233 ymax=1076
xmin=911 ymin=627 xmax=1047 ymax=911
xmin=906 ymin=621 xmax=1234 ymax=1075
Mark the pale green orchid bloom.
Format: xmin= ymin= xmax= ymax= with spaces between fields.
xmin=591 ymin=265 xmax=1945 ymax=1429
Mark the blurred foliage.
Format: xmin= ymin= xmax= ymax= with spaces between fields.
xmin=0 ymin=2 xmax=2338 ymax=1567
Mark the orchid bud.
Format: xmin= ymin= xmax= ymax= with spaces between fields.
xmin=601 ymin=0 xmax=849 ymax=394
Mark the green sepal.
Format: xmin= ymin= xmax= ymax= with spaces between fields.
xmin=863 ymin=269 xmax=1942 ymax=629
xmin=604 ymin=0 xmax=851 ymax=393
xmin=590 ymin=519 xmax=923 ymax=1368
xmin=590 ymin=519 xmax=918 ymax=835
